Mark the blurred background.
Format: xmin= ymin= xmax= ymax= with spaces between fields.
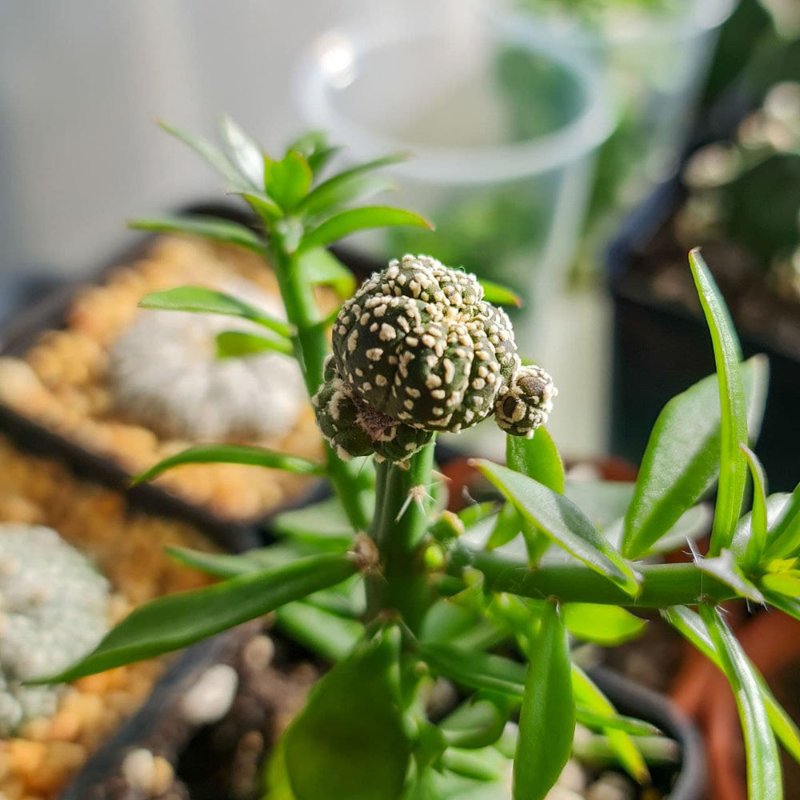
xmin=0 ymin=0 xmax=798 ymax=458
xmin=0 ymin=0 xmax=800 ymax=800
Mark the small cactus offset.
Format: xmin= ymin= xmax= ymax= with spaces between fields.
xmin=314 ymin=254 xmax=556 ymax=461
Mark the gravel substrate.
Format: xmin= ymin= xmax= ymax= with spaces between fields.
xmin=0 ymin=436 xmax=219 ymax=800
xmin=0 ymin=235 xmax=325 ymax=522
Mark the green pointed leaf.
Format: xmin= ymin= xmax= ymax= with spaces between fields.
xmin=165 ymin=542 xmax=308 ymax=578
xmin=265 ymin=151 xmax=313 ymax=211
xmin=159 ymin=120 xmax=248 ymax=189
xmin=440 ymin=747 xmax=510 ymax=783
xmin=566 ymin=481 xmax=635 ymax=533
xmin=419 ymin=642 xmax=526 ymax=697
xmin=763 ymin=592 xmax=800 ymax=622
xmin=571 ymin=666 xmax=649 ymax=783
xmin=575 ymin=709 xmax=661 ymax=737
xmin=137 ymin=285 xmax=294 ymax=338
xmin=479 ymin=279 xmax=522 ymax=308
xmin=563 ymin=604 xmax=646 ymax=646
xmin=700 ymin=604 xmax=783 ymax=800
xmin=285 ymin=629 xmax=410 ymax=800
xmin=689 ymin=250 xmax=749 ymax=555
xmin=220 ymin=115 xmax=264 ymax=189
xmin=475 ymin=461 xmax=640 ymax=596
xmin=664 ymin=606 xmax=800 ymax=765
xmin=429 ymin=768 xmax=510 ymax=799
xmin=272 ymin=497 xmax=358 ymax=544
xmin=298 ymin=248 xmax=356 ymax=298
xmin=485 ymin=502 xmax=523 ymax=551
xmin=275 ymin=601 xmax=362 ymax=662
xmin=288 ymin=131 xmax=339 ymax=175
xmin=506 ymin=427 xmax=564 ymax=493
xmin=298 ymin=207 xmax=433 ymax=254
xmin=297 ymin=154 xmax=405 ymax=217
xmin=766 ymin=485 xmax=800 ymax=558
xmin=739 ymin=444 xmax=769 ymax=569
xmin=420 ymin=599 xmax=484 ymax=646
xmin=643 ymin=503 xmax=713 ymax=557
xmin=34 ymin=554 xmax=356 ymax=682
xmin=761 ymin=571 xmax=800 ymax=598
xmin=514 ymin=602 xmax=574 ymax=800
xmin=458 ymin=502 xmax=501 ymax=531
xmin=129 ymin=215 xmax=263 ymax=253
xmin=263 ymin=738 xmax=299 ymax=800
xmin=621 ymin=355 xmax=767 ymax=560
xmin=216 ymin=330 xmax=293 ymax=358
xmin=238 ymin=191 xmax=282 ymax=222
xmin=695 ymin=550 xmax=765 ymax=603
xmin=132 ymin=444 xmax=324 ymax=485
xmin=440 ymin=697 xmax=510 ymax=750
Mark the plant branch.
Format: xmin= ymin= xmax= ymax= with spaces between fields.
xmin=447 ymin=543 xmax=739 ymax=608
xmin=268 ymin=229 xmax=370 ymax=531
xmin=366 ymin=442 xmax=436 ymax=630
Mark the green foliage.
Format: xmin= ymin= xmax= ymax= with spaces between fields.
xmin=664 ymin=605 xmax=800 ymax=764
xmin=132 ymin=444 xmax=324 ymax=485
xmin=130 ymin=215 xmax=264 ymax=253
xmin=620 ymin=355 xmax=767 ymax=559
xmin=284 ymin=629 xmax=411 ymax=800
xmin=478 ymin=279 xmax=523 ymax=308
xmin=562 ymin=603 xmax=646 ymax=646
xmin=701 ymin=605 xmax=783 ymax=800
xmin=298 ymin=248 xmax=356 ymax=298
xmin=571 ymin=666 xmax=649 ymax=783
xmin=275 ymin=601 xmax=362 ymax=663
xmin=689 ymin=249 xmax=750 ymax=554
xmin=765 ymin=484 xmax=800 ymax=558
xmin=740 ymin=445 xmax=770 ymax=569
xmin=298 ymin=206 xmax=432 ymax=254
xmin=438 ymin=698 xmax=510 ymax=750
xmin=506 ymin=427 xmax=564 ymax=493
xmin=476 ymin=461 xmax=640 ymax=595
xmin=52 ymin=120 xmax=800 ymax=800
xmin=216 ymin=330 xmax=294 ymax=358
xmin=513 ymin=602 xmax=574 ymax=800
xmin=34 ymin=554 xmax=356 ymax=682
xmin=137 ymin=285 xmax=295 ymax=338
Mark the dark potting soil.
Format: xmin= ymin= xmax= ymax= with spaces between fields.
xmin=622 ymin=215 xmax=800 ymax=360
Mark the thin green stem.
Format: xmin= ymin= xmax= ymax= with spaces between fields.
xmin=366 ymin=443 xmax=436 ymax=631
xmin=447 ymin=543 xmax=739 ymax=608
xmin=268 ymin=232 xmax=370 ymax=531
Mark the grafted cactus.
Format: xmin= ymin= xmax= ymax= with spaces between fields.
xmin=314 ymin=255 xmax=555 ymax=461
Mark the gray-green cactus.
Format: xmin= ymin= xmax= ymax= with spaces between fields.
xmin=109 ymin=279 xmax=306 ymax=441
xmin=0 ymin=525 xmax=110 ymax=735
xmin=314 ymin=255 xmax=555 ymax=461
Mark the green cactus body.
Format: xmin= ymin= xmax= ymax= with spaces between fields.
xmin=315 ymin=255 xmax=556 ymax=462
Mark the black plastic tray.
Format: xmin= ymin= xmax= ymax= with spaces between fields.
xmin=59 ymin=624 xmax=257 ymax=800
xmin=0 ymin=202 xmax=324 ymax=548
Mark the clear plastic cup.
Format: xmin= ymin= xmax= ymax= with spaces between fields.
xmin=500 ymin=0 xmax=735 ymax=211
xmin=295 ymin=9 xmax=614 ymax=350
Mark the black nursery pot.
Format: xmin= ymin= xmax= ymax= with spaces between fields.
xmin=590 ymin=666 xmax=705 ymax=800
xmin=606 ymin=180 xmax=800 ymax=492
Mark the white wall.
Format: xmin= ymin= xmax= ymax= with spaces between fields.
xmin=0 ymin=0 xmax=372 ymax=278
